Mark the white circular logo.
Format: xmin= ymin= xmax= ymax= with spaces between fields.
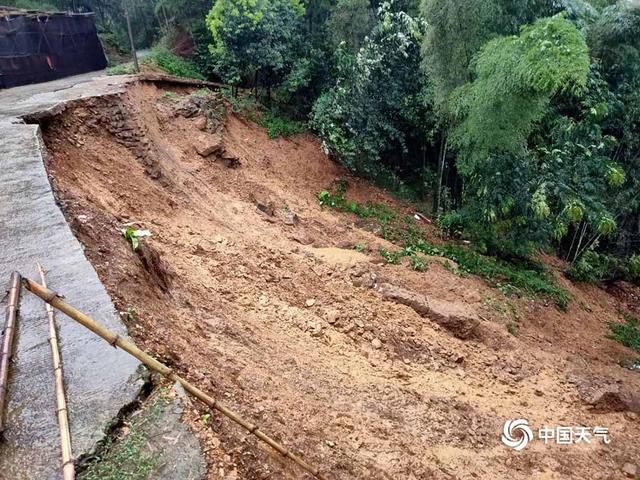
xmin=502 ymin=419 xmax=534 ymax=451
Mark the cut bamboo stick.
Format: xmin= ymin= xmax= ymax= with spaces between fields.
xmin=37 ymin=264 xmax=75 ymax=480
xmin=22 ymin=277 xmax=327 ymax=480
xmin=0 ymin=271 xmax=21 ymax=435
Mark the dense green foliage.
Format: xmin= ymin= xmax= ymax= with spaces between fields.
xmin=326 ymin=0 xmax=376 ymax=53
xmin=206 ymin=0 xmax=305 ymax=87
xmin=11 ymin=0 xmax=639 ymax=288
xmin=310 ymin=5 xmax=436 ymax=191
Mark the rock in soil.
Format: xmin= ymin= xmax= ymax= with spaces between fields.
xmin=622 ymin=463 xmax=637 ymax=478
xmin=375 ymin=282 xmax=480 ymax=340
xmin=195 ymin=134 xmax=224 ymax=157
xmin=572 ymin=375 xmax=640 ymax=413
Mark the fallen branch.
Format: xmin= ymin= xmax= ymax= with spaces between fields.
xmin=37 ymin=263 xmax=75 ymax=480
xmin=0 ymin=271 xmax=21 ymax=434
xmin=22 ymin=277 xmax=327 ymax=480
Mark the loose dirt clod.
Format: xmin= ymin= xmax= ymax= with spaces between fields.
xmin=136 ymin=243 xmax=172 ymax=292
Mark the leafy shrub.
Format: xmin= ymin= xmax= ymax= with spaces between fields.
xmin=567 ymin=250 xmax=640 ymax=285
xmin=143 ymin=49 xmax=205 ymax=80
xmin=310 ymin=5 xmax=435 ymax=183
xmin=206 ymin=0 xmax=305 ymax=86
xmin=379 ymin=248 xmax=402 ymax=265
xmin=219 ymin=88 xmax=258 ymax=114
xmin=437 ymin=211 xmax=465 ymax=236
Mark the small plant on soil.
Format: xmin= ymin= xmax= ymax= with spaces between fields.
xmin=409 ymin=252 xmax=427 ymax=272
xmin=380 ymin=247 xmax=402 ymax=265
xmin=122 ymin=226 xmax=152 ymax=251
xmin=163 ymin=91 xmax=179 ymax=101
xmin=121 ymin=307 xmax=137 ymax=323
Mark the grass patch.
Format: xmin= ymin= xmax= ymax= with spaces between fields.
xmin=609 ymin=314 xmax=640 ymax=352
xmin=106 ymin=63 xmax=137 ymax=76
xmin=258 ymin=109 xmax=307 ymax=139
xmin=78 ymin=394 xmax=168 ymax=480
xmin=318 ymin=181 xmax=570 ymax=309
xmin=142 ymin=49 xmax=205 ymax=80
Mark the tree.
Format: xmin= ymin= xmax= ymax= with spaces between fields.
xmin=448 ymin=14 xmax=593 ymax=256
xmin=326 ymin=0 xmax=376 ymax=53
xmin=311 ymin=2 xmax=436 ymax=190
xmin=420 ymin=0 xmax=501 ymax=110
xmin=206 ymin=0 xmax=305 ymax=89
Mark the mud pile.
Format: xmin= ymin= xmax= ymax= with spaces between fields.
xmin=41 ymin=82 xmax=640 ymax=480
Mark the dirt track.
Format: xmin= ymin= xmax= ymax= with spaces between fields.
xmin=41 ymin=83 xmax=639 ymax=479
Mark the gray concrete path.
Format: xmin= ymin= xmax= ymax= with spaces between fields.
xmin=0 ymin=73 xmax=203 ymax=479
xmin=0 ymin=123 xmax=142 ymax=479
xmin=0 ymin=71 xmax=133 ymax=123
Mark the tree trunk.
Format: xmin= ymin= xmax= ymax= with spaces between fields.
xmin=433 ymin=133 xmax=447 ymax=215
xmin=254 ymin=71 xmax=258 ymax=99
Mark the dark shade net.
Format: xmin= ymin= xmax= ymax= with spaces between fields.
xmin=0 ymin=10 xmax=107 ymax=88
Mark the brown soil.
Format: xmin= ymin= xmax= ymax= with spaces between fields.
xmin=41 ymin=83 xmax=639 ymax=480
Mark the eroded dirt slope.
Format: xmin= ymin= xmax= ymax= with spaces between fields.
xmin=41 ymin=83 xmax=639 ymax=479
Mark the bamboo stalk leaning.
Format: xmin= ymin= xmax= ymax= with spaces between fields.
xmin=22 ymin=277 xmax=327 ymax=480
xmin=0 ymin=271 xmax=21 ymax=435
xmin=37 ymin=264 xmax=75 ymax=480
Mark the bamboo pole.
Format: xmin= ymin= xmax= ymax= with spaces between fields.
xmin=0 ymin=271 xmax=21 ymax=434
xmin=22 ymin=277 xmax=327 ymax=480
xmin=37 ymin=264 xmax=75 ymax=480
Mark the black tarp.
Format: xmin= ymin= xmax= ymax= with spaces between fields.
xmin=0 ymin=8 xmax=107 ymax=89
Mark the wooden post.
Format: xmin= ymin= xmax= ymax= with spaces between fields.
xmin=0 ymin=272 xmax=21 ymax=435
xmin=37 ymin=264 xmax=74 ymax=480
xmin=123 ymin=0 xmax=139 ymax=73
xmin=22 ymin=277 xmax=327 ymax=480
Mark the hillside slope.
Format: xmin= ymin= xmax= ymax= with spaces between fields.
xmin=42 ymin=83 xmax=639 ymax=479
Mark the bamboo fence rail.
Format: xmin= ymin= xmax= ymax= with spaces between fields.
xmin=22 ymin=277 xmax=327 ymax=480
xmin=0 ymin=271 xmax=21 ymax=434
xmin=37 ymin=264 xmax=75 ymax=480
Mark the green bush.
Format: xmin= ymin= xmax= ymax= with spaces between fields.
xmin=143 ymin=49 xmax=205 ymax=80
xmin=566 ymin=250 xmax=640 ymax=284
xmin=438 ymin=211 xmax=465 ymax=236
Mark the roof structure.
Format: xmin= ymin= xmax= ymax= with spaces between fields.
xmin=0 ymin=5 xmax=106 ymax=88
